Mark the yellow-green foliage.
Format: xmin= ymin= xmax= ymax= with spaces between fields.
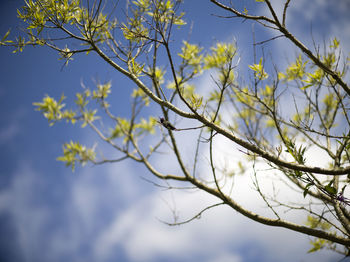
xmin=204 ymin=42 xmax=236 ymax=69
xmin=306 ymin=215 xmax=331 ymax=230
xmin=122 ymin=0 xmax=185 ymax=42
xmin=129 ymin=58 xmax=145 ymax=77
xmin=322 ymin=93 xmax=338 ymax=127
xmin=14 ymin=0 xmax=115 ymax=53
xmin=305 ymin=215 xmax=333 ymax=253
xmin=148 ymin=67 xmax=166 ymax=84
xmin=131 ymin=88 xmax=150 ymax=106
xmin=259 ymin=85 xmax=274 ymax=108
xmin=330 ymin=37 xmax=339 ymax=49
xmin=134 ymin=116 xmax=157 ymax=135
xmin=110 ymin=116 xmax=156 ymax=142
xmin=0 ymin=29 xmax=13 ymax=46
xmin=280 ymin=55 xmax=307 ymax=81
xmin=75 ymin=89 xmax=91 ymax=107
xmin=110 ymin=118 xmax=130 ymax=139
xmin=57 ymin=141 xmax=96 ymax=171
xmin=121 ymin=18 xmax=149 ymax=42
xmin=93 ymin=82 xmax=112 ymax=99
xmin=17 ymin=0 xmax=81 ymax=31
xmin=33 ymin=94 xmax=77 ymax=125
xmin=208 ymin=90 xmax=223 ymax=102
xmin=234 ymin=87 xmax=253 ymax=105
xmin=148 ymin=0 xmax=186 ymax=26
xmin=166 ymin=78 xmax=202 ymax=109
xmin=248 ymin=58 xmax=268 ymax=80
xmin=303 ymin=68 xmax=324 ymax=88
xmin=178 ymin=41 xmax=203 ymax=74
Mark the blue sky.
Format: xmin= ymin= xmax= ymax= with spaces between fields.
xmin=0 ymin=0 xmax=350 ymax=262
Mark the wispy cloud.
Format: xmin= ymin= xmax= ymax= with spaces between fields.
xmin=0 ymin=148 xmax=342 ymax=262
xmin=0 ymin=109 xmax=25 ymax=145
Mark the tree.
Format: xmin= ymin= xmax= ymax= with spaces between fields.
xmin=2 ymin=0 xmax=350 ymax=255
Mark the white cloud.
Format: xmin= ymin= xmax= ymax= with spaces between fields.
xmin=94 ymin=183 xmax=239 ymax=261
xmin=0 ymin=138 xmax=342 ymax=262
xmin=90 ymin=133 xmax=338 ymax=262
xmin=0 ymin=162 xmax=51 ymax=260
xmin=92 ymin=176 xmax=339 ymax=262
xmin=253 ymin=0 xmax=350 ymax=74
xmin=288 ymin=0 xmax=350 ymax=52
xmin=0 ymin=122 xmax=20 ymax=145
xmin=209 ymin=252 xmax=242 ymax=262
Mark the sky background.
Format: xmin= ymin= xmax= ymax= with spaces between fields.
xmin=1 ymin=0 xmax=350 ymax=262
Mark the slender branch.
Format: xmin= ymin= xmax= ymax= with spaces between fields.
xmin=187 ymin=173 xmax=350 ymax=246
xmin=210 ymin=0 xmax=350 ymax=96
xmin=282 ymin=0 xmax=291 ymax=27
xmin=210 ymin=0 xmax=275 ymax=24
xmin=161 ymin=202 xmax=225 ymax=226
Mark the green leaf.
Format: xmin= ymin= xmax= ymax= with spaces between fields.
xmin=301 ymin=84 xmax=313 ymax=90
xmin=307 ymin=239 xmax=326 ymax=253
xmin=135 ymin=116 xmax=157 ymax=135
xmin=130 ymin=58 xmax=145 ymax=76
xmin=330 ymin=37 xmax=339 ymax=49
xmin=325 ymin=185 xmax=337 ymax=195
xmin=324 ymin=180 xmax=337 ymax=195
xmin=131 ymin=88 xmax=150 ymax=106
xmin=81 ymin=109 xmax=98 ymax=127
xmin=189 ymin=93 xmax=203 ymax=110
xmin=57 ymin=141 xmax=96 ymax=171
xmin=33 ymin=94 xmax=66 ymax=125
xmin=303 ymin=183 xmax=313 ymax=198
xmin=178 ymin=41 xmax=203 ymax=74
xmin=110 ymin=118 xmax=131 ymax=140
xmin=1 ymin=29 xmax=11 ymax=43
xmin=93 ymin=81 xmax=112 ymax=99
xmin=204 ymin=42 xmax=236 ymax=69
xmin=209 ymin=90 xmax=222 ymax=102
xmin=248 ymin=58 xmax=268 ymax=80
xmin=283 ymin=55 xmax=307 ymax=81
